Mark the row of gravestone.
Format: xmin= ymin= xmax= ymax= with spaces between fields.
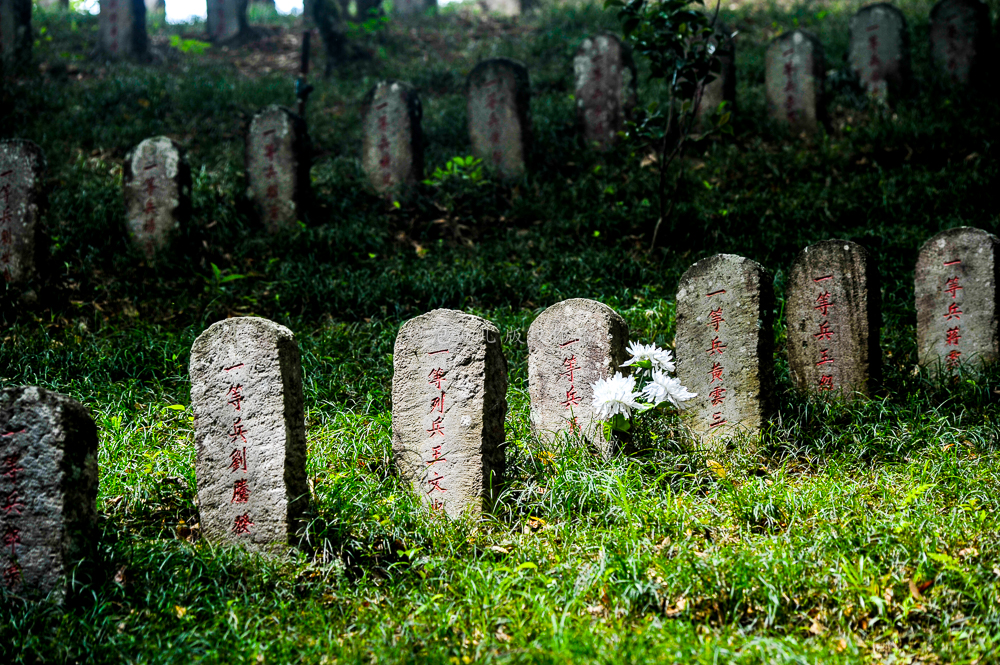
xmin=3 ymin=225 xmax=996 ymax=597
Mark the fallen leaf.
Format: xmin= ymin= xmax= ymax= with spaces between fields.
xmin=706 ymin=460 xmax=727 ymax=478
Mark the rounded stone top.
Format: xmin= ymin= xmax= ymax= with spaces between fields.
xmin=530 ymin=298 xmax=626 ymax=325
xmin=922 ymin=226 xmax=999 ymax=248
xmin=192 ymin=316 xmax=296 ymax=350
xmin=0 ymin=139 xmax=46 ymax=170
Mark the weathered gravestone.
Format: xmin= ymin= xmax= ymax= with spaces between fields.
xmin=206 ymin=0 xmax=248 ymax=44
xmin=0 ymin=0 xmax=32 ymax=70
xmin=482 ymin=0 xmax=520 ymax=16
xmin=246 ymin=106 xmax=311 ymax=233
xmin=123 ymin=137 xmax=191 ymax=259
xmin=527 ymin=299 xmax=628 ymax=456
xmin=574 ymin=33 xmax=637 ymax=151
xmin=392 ymin=309 xmax=507 ymax=518
xmin=675 ymin=254 xmax=774 ymax=440
xmin=467 ymin=58 xmax=531 ymax=180
xmin=786 ymin=240 xmax=881 ymax=399
xmin=361 ymin=80 xmax=424 ymax=197
xmin=393 ymin=0 xmax=427 ymax=16
xmin=765 ymin=30 xmax=825 ymax=133
xmin=98 ymin=0 xmax=147 ymax=58
xmin=190 ymin=317 xmax=309 ymax=550
xmin=848 ymin=3 xmax=910 ymax=100
xmin=0 ymin=140 xmax=46 ymax=286
xmin=0 ymin=387 xmax=98 ymax=599
xmin=696 ymin=26 xmax=736 ymax=122
xmin=915 ymin=227 xmax=999 ymax=373
xmin=930 ymin=0 xmax=991 ymax=86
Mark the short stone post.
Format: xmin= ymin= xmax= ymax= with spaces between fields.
xmin=467 ymin=58 xmax=531 ymax=180
xmin=123 ymin=137 xmax=191 ymax=259
xmin=0 ymin=0 xmax=32 ymax=70
xmin=0 ymin=139 xmax=46 ymax=287
xmin=765 ymin=30 xmax=825 ymax=133
xmin=930 ymin=0 xmax=991 ymax=86
xmin=361 ymin=80 xmax=424 ymax=198
xmin=675 ymin=254 xmax=774 ymax=440
xmin=574 ymin=33 xmax=637 ymax=151
xmin=916 ymin=227 xmax=999 ymax=373
xmin=246 ymin=106 xmax=312 ymax=233
xmin=206 ymin=0 xmax=248 ymax=44
xmin=392 ymin=309 xmax=507 ymax=518
xmin=0 ymin=387 xmax=98 ymax=599
xmin=190 ymin=317 xmax=309 ymax=550
xmin=786 ymin=240 xmax=881 ymax=399
xmin=99 ymin=0 xmax=147 ymax=58
xmin=848 ymin=3 xmax=910 ymax=100
xmin=527 ymin=299 xmax=628 ymax=456
xmin=696 ymin=26 xmax=736 ymax=122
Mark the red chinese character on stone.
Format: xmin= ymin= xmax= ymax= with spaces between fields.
xmin=265 ymin=164 xmax=277 ymax=179
xmin=814 ymin=320 xmax=834 ymax=341
xmin=708 ymin=412 xmax=727 ymax=428
xmin=487 ymin=93 xmax=498 ymax=110
xmin=227 ymin=384 xmax=244 ymax=411
xmin=428 ymin=368 xmax=446 ymax=390
xmin=944 ymin=303 xmax=962 ymax=321
xmin=944 ymin=276 xmax=962 ymax=298
xmin=2 ymin=563 xmax=20 ymax=588
xmin=816 ymin=349 xmax=835 ymax=366
xmin=560 ymin=355 xmax=579 ymax=382
xmin=488 ymin=113 xmax=499 ymax=127
xmin=229 ymin=447 xmax=248 ymax=473
xmin=945 ymin=327 xmax=961 ymax=346
xmin=0 ymin=453 xmax=23 ymax=481
xmin=707 ymin=308 xmax=725 ymax=332
xmin=814 ymin=291 xmax=834 ymax=316
xmin=266 ymin=185 xmax=279 ymax=199
xmin=426 ymin=444 xmax=446 ymax=466
xmin=265 ymin=143 xmax=277 ymax=160
xmin=427 ymin=416 xmax=444 ymax=438
xmin=1 ymin=489 xmax=25 ymax=516
xmin=818 ymin=375 xmax=834 ymax=391
xmin=2 ymin=525 xmax=21 ymax=556
xmin=708 ymin=385 xmax=727 ymax=406
xmin=561 ymin=386 xmax=581 ymax=409
xmin=706 ymin=337 xmax=727 ymax=355
xmin=144 ymin=177 xmax=157 ymax=195
xmin=378 ymin=115 xmax=388 ymax=131
xmin=947 ymin=349 xmax=962 ymax=369
xmin=430 ymin=392 xmax=445 ymax=414
xmin=231 ymin=479 xmax=250 ymax=504
xmin=0 ymin=183 xmax=11 ymax=204
xmin=0 ymin=208 xmax=11 ymax=225
xmin=0 ymin=230 xmax=10 ymax=246
xmin=427 ymin=473 xmax=447 ymax=494
xmin=709 ymin=362 xmax=723 ymax=384
xmin=232 ymin=512 xmax=254 ymax=534
xmin=229 ymin=418 xmax=247 ymax=443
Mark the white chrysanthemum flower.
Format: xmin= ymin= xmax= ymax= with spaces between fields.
xmin=621 ymin=341 xmax=676 ymax=373
xmin=591 ymin=373 xmax=643 ymax=420
xmin=642 ymin=370 xmax=697 ymax=408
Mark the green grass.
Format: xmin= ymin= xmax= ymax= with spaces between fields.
xmin=2 ymin=0 xmax=1000 ymax=662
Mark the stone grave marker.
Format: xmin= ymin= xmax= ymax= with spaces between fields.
xmin=786 ymin=240 xmax=881 ymax=400
xmin=190 ymin=317 xmax=309 ymax=550
xmin=765 ymin=30 xmax=825 ymax=133
xmin=482 ymin=0 xmax=520 ymax=16
xmin=393 ymin=0 xmax=427 ymax=16
xmin=848 ymin=3 xmax=910 ymax=100
xmin=392 ymin=309 xmax=507 ymax=518
xmin=206 ymin=0 xmax=248 ymax=44
xmin=467 ymin=58 xmax=531 ymax=180
xmin=930 ymin=0 xmax=991 ymax=86
xmin=123 ymin=137 xmax=191 ymax=259
xmin=361 ymin=80 xmax=424 ymax=197
xmin=0 ymin=139 xmax=46 ymax=287
xmin=99 ymin=0 xmax=147 ymax=58
xmin=915 ymin=227 xmax=999 ymax=373
xmin=246 ymin=106 xmax=312 ymax=233
xmin=0 ymin=386 xmax=98 ymax=599
xmin=1 ymin=0 xmax=32 ymax=70
xmin=696 ymin=25 xmax=736 ymax=123
xmin=574 ymin=33 xmax=637 ymax=151
xmin=527 ymin=299 xmax=628 ymax=457
xmin=675 ymin=254 xmax=774 ymax=440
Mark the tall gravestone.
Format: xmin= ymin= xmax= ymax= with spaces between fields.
xmin=527 ymin=299 xmax=628 ymax=457
xmin=392 ymin=309 xmax=507 ymax=518
xmin=467 ymin=58 xmax=531 ymax=180
xmin=361 ymin=80 xmax=423 ymax=197
xmin=786 ymin=240 xmax=881 ymax=399
xmin=930 ymin=0 xmax=991 ymax=86
xmin=696 ymin=26 xmax=736 ymax=122
xmin=190 ymin=317 xmax=309 ymax=550
xmin=123 ymin=137 xmax=191 ymax=259
xmin=675 ymin=254 xmax=774 ymax=440
xmin=0 ymin=0 xmax=32 ymax=71
xmin=482 ymin=0 xmax=519 ymax=16
xmin=99 ymin=0 xmax=147 ymax=58
xmin=246 ymin=106 xmax=312 ymax=233
xmin=0 ymin=140 xmax=45 ymax=287
xmin=916 ymin=227 xmax=999 ymax=373
xmin=0 ymin=387 xmax=98 ymax=599
xmin=574 ymin=33 xmax=637 ymax=152
xmin=848 ymin=3 xmax=910 ymax=100
xmin=206 ymin=0 xmax=248 ymax=43
xmin=765 ymin=30 xmax=825 ymax=133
